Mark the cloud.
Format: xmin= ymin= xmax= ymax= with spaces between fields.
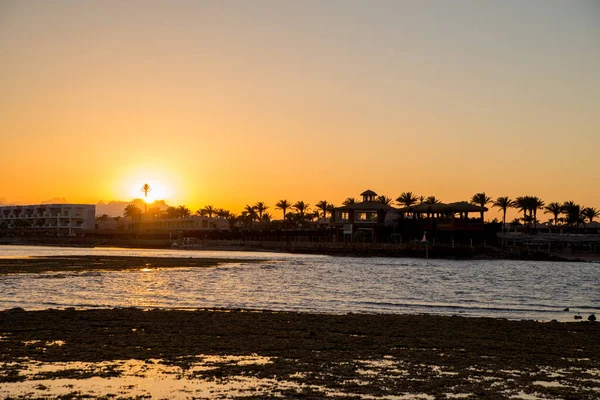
xmin=41 ymin=197 xmax=69 ymax=204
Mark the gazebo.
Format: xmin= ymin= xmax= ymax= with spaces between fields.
xmin=331 ymin=190 xmax=394 ymax=242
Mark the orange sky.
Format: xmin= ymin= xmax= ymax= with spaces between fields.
xmin=1 ymin=1 xmax=599 ymax=222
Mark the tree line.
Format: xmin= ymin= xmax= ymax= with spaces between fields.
xmin=114 ymin=187 xmax=599 ymax=230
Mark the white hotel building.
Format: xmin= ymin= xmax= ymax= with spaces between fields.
xmin=0 ymin=204 xmax=96 ymax=235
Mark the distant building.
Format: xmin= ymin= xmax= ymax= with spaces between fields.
xmin=331 ymin=190 xmax=393 ymax=242
xmin=396 ymin=201 xmax=487 ymax=232
xmin=331 ymin=190 xmax=488 ymax=243
xmin=0 ymin=204 xmax=96 ymax=235
xmin=124 ymin=215 xmax=229 ymax=232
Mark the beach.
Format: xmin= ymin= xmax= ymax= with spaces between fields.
xmin=1 ymin=251 xmax=599 ymax=398
xmin=1 ymin=308 xmax=599 ymax=398
xmin=0 ymin=254 xmax=253 ymax=274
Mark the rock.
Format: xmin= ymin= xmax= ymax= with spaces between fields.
xmin=574 ymin=315 xmax=583 ymax=320
xmin=563 ymin=307 xmax=569 ymax=312
xmin=588 ymin=314 xmax=596 ymax=322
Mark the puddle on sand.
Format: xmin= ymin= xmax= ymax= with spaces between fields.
xmin=22 ymin=340 xmax=65 ymax=347
xmin=1 ymin=356 xmax=282 ymax=398
xmin=0 ymin=355 xmax=434 ymax=399
xmin=509 ymin=391 xmax=547 ymax=400
xmin=533 ymin=380 xmax=566 ymax=388
xmin=3 ymin=355 xmax=600 ymax=399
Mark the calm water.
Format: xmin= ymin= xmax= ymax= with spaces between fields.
xmin=0 ymin=245 xmax=598 ymax=321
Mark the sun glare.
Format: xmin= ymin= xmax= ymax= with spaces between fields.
xmin=114 ymin=164 xmax=179 ymax=204
xmin=123 ymin=179 xmax=171 ymax=203
xmin=138 ymin=181 xmax=169 ymax=203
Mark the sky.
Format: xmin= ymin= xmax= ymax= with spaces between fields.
xmin=1 ymin=0 xmax=599 ymax=221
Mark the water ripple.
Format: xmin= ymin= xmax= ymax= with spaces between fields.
xmin=0 ymin=245 xmax=598 ymax=321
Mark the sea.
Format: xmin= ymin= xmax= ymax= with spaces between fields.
xmin=0 ymin=245 xmax=598 ymax=322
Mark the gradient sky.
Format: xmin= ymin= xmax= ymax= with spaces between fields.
xmin=1 ymin=1 xmax=599 ymax=220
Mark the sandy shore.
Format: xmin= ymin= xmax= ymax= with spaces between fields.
xmin=0 ymin=255 xmax=257 ymax=274
xmin=1 ymin=308 xmax=599 ymax=399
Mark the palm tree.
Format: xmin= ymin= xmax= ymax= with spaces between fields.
xmin=325 ymin=204 xmax=336 ymax=219
xmin=275 ymin=200 xmax=291 ymax=220
xmin=123 ymin=204 xmax=143 ymax=220
xmin=308 ymin=210 xmax=321 ymax=222
xmin=514 ymin=196 xmax=529 ymax=224
xmin=254 ymin=202 xmax=269 ymax=220
xmin=470 ymin=192 xmax=492 ymax=222
xmin=493 ymin=196 xmax=515 ymax=232
xmin=544 ymin=202 xmax=563 ymax=226
xmin=215 ymin=208 xmax=230 ymax=218
xmin=96 ymin=214 xmax=110 ymax=222
xmin=196 ymin=208 xmax=207 ymax=217
xmin=375 ymin=195 xmax=393 ymax=205
xmin=396 ymin=192 xmax=419 ymax=208
xmin=244 ymin=204 xmax=258 ymax=222
xmin=226 ymin=213 xmax=238 ymax=230
xmin=424 ymin=196 xmax=442 ymax=205
xmin=581 ymin=207 xmax=600 ymax=224
xmin=176 ymin=205 xmax=191 ymax=218
xmin=293 ymin=201 xmax=309 ymax=218
xmin=240 ymin=211 xmax=254 ymax=228
xmin=140 ymin=183 xmax=151 ymax=212
xmin=261 ymin=212 xmax=272 ymax=223
xmin=202 ymin=205 xmax=215 ymax=218
xmin=530 ymin=197 xmax=545 ymax=226
xmin=164 ymin=206 xmax=179 ymax=219
xmin=284 ymin=212 xmax=296 ymax=223
xmin=315 ymin=200 xmax=330 ymax=219
xmin=510 ymin=217 xmax=522 ymax=227
xmin=562 ymin=201 xmax=584 ymax=227
xmin=342 ymin=197 xmax=356 ymax=206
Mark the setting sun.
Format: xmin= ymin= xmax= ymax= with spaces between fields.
xmin=111 ymin=163 xmax=182 ymax=205
xmin=130 ymin=181 xmax=170 ymax=203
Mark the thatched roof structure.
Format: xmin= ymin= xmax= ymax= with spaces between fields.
xmin=398 ymin=202 xmax=487 ymax=214
xmin=337 ymin=201 xmax=394 ymax=211
xmin=448 ymin=202 xmax=488 ymax=212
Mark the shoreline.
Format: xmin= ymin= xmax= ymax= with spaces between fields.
xmin=2 ymin=240 xmax=599 ymax=262
xmin=0 ymin=255 xmax=261 ymax=274
xmin=1 ymin=308 xmax=599 ymax=398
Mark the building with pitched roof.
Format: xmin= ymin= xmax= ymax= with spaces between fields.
xmin=331 ymin=190 xmax=488 ymax=242
xmin=332 ymin=190 xmax=394 ymax=242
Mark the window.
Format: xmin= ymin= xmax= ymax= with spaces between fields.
xmin=355 ymin=212 xmax=377 ymax=222
xmin=337 ymin=211 xmax=349 ymax=221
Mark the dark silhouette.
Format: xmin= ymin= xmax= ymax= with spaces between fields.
xmin=140 ymin=183 xmax=151 ymax=212
xmin=471 ymin=192 xmax=492 ymax=222
xmin=493 ymin=196 xmax=515 ymax=232
xmin=396 ymin=192 xmax=419 ymax=208
xmin=275 ymin=200 xmax=291 ymax=221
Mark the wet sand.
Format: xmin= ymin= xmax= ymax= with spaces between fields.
xmin=0 ymin=255 xmax=257 ymax=274
xmin=1 ymin=308 xmax=599 ymax=399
